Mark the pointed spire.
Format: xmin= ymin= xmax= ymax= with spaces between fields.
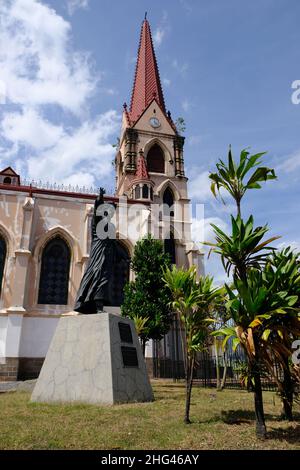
xmin=129 ymin=17 xmax=166 ymax=124
xmin=134 ymin=149 xmax=150 ymax=180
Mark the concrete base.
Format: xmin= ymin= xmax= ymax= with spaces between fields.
xmin=31 ymin=312 xmax=153 ymax=405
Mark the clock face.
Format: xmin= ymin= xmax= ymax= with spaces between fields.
xmin=149 ymin=117 xmax=160 ymax=128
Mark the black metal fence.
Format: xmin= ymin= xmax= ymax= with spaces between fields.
xmin=153 ymin=344 xmax=280 ymax=392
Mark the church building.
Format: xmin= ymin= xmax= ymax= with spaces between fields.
xmin=0 ymin=18 xmax=203 ymax=381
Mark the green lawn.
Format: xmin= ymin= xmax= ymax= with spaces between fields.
xmin=0 ymin=380 xmax=299 ymax=450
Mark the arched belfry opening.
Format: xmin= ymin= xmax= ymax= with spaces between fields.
xmin=107 ymin=241 xmax=130 ymax=307
xmin=164 ymin=231 xmax=176 ymax=265
xmin=163 ymin=187 xmax=175 ymax=217
xmin=0 ymin=234 xmax=7 ymax=296
xmin=38 ymin=236 xmax=71 ymax=305
xmin=147 ymin=143 xmax=165 ymax=173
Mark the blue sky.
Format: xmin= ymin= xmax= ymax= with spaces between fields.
xmin=0 ymin=0 xmax=300 ymax=281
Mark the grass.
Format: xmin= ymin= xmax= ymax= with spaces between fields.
xmin=0 ymin=380 xmax=299 ymax=450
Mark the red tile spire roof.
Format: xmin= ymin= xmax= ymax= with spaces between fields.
xmin=129 ymin=18 xmax=166 ymax=124
xmin=134 ymin=150 xmax=150 ymax=180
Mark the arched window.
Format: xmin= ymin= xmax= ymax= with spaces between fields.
xmin=107 ymin=242 xmax=130 ymax=307
xmin=3 ymin=177 xmax=11 ymax=184
xmin=135 ymin=186 xmax=141 ymax=199
xmin=0 ymin=235 xmax=7 ymax=296
xmin=147 ymin=143 xmax=165 ymax=173
xmin=164 ymin=231 xmax=176 ymax=265
xmin=38 ymin=236 xmax=71 ymax=305
xmin=142 ymin=184 xmax=149 ymax=199
xmin=163 ymin=187 xmax=175 ymax=217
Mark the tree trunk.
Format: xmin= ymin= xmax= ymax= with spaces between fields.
xmin=184 ymin=356 xmax=194 ymax=424
xmin=220 ymin=351 xmax=227 ymax=390
xmin=252 ymin=361 xmax=267 ymax=439
xmin=281 ymin=357 xmax=293 ymax=421
xmin=215 ymin=339 xmax=221 ymax=390
xmin=237 ymin=198 xmax=241 ymax=218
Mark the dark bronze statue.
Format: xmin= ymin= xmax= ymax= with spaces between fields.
xmin=74 ymin=188 xmax=122 ymax=314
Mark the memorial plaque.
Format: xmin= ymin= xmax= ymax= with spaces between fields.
xmin=118 ymin=322 xmax=133 ymax=344
xmin=121 ymin=346 xmax=139 ymax=367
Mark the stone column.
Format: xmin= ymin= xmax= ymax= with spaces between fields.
xmin=11 ymin=197 xmax=35 ymax=309
xmin=81 ymin=204 xmax=93 ymax=273
xmin=2 ymin=197 xmax=35 ymax=380
xmin=125 ymin=128 xmax=138 ymax=172
xmin=174 ymin=136 xmax=185 ymax=177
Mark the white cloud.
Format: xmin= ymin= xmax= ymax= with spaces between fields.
xmin=277 ymin=150 xmax=300 ymax=174
xmin=162 ymin=78 xmax=171 ymax=87
xmin=24 ymin=110 xmax=119 ymax=183
xmin=1 ymin=108 xmax=64 ymax=150
xmin=188 ymin=170 xmax=212 ymax=201
xmin=0 ymin=0 xmax=96 ymax=114
xmin=192 ymin=215 xmax=229 ymax=284
xmin=153 ymin=10 xmax=170 ymax=48
xmin=276 ymin=240 xmax=300 ymax=252
xmin=181 ymin=99 xmax=191 ymax=112
xmin=0 ymin=0 xmax=119 ymax=188
xmin=172 ymin=59 xmax=189 ymax=76
xmin=192 ymin=215 xmax=228 ymax=247
xmin=66 ymin=0 xmax=89 ymax=16
xmin=153 ymin=27 xmax=165 ymax=47
xmin=188 ymin=135 xmax=201 ymax=146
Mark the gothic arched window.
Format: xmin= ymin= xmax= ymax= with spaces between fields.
xmin=0 ymin=235 xmax=7 ymax=296
xmin=38 ymin=236 xmax=71 ymax=305
xmin=163 ymin=187 xmax=175 ymax=217
xmin=142 ymin=184 xmax=149 ymax=199
xmin=135 ymin=186 xmax=141 ymax=199
xmin=164 ymin=231 xmax=176 ymax=265
xmin=147 ymin=143 xmax=165 ymax=173
xmin=107 ymin=242 xmax=130 ymax=307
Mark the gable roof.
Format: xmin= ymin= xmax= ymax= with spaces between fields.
xmin=0 ymin=166 xmax=19 ymax=176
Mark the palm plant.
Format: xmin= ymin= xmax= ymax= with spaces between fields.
xmin=209 ymin=146 xmax=276 ymax=216
xmin=163 ymin=266 xmax=222 ymax=424
xmin=210 ymin=215 xmax=279 ymax=280
xmin=213 ymin=268 xmax=298 ymax=436
xmin=208 ymin=146 xmax=279 ymax=438
xmin=260 ymin=247 xmax=300 ymax=420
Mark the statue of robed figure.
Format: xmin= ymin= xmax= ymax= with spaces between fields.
xmin=74 ymin=188 xmax=127 ymax=314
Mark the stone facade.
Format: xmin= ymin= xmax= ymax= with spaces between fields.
xmin=0 ymin=18 xmax=203 ymax=381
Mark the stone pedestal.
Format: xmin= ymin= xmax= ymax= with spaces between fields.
xmin=31 ymin=313 xmax=153 ymax=405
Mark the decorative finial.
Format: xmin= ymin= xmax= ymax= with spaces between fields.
xmin=144 ymin=12 xmax=147 ymax=20
xmin=123 ymin=102 xmax=127 ymax=110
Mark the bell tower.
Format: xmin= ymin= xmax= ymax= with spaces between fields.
xmin=115 ymin=16 xmax=200 ymax=271
xmin=115 ymin=16 xmax=186 ymax=197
